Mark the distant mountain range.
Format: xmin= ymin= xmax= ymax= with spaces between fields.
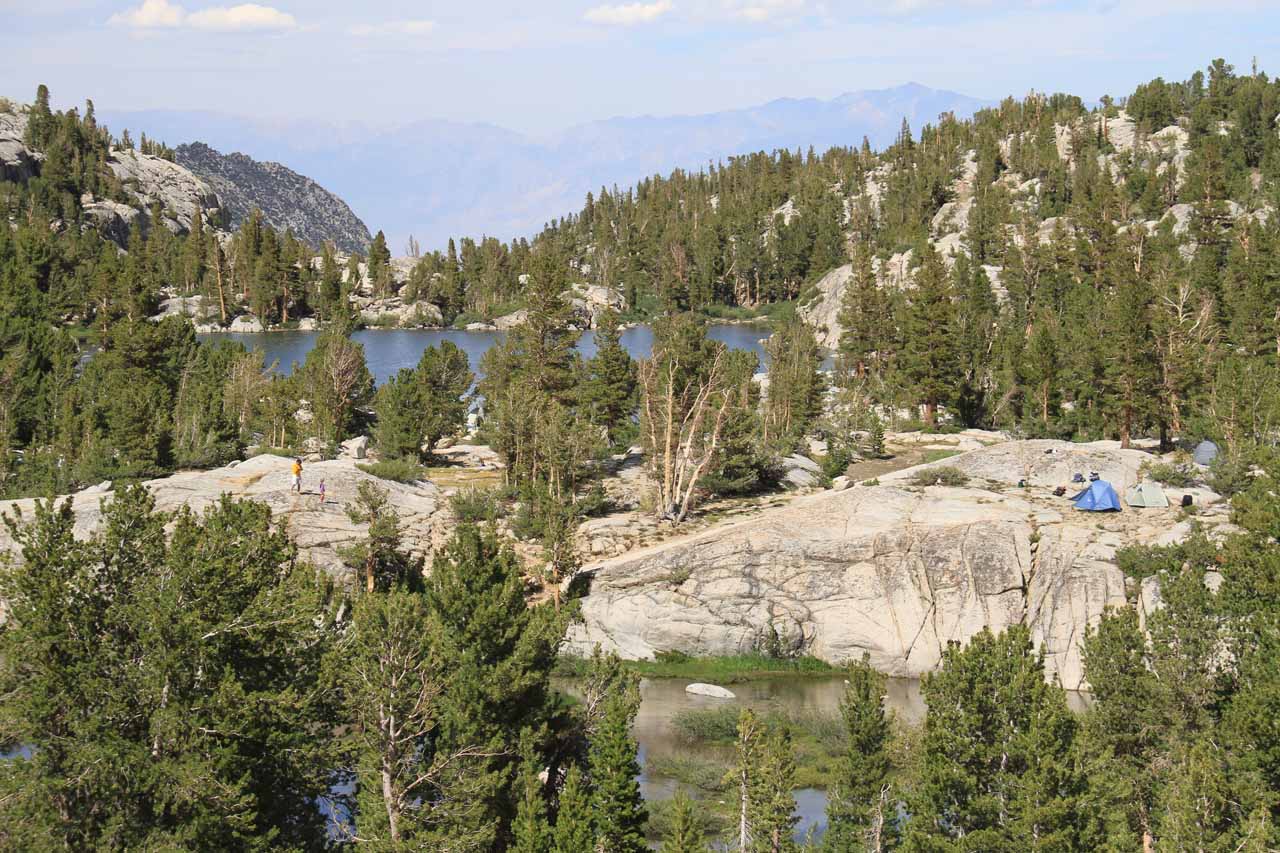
xmin=102 ymin=83 xmax=993 ymax=251
xmin=175 ymin=142 xmax=372 ymax=254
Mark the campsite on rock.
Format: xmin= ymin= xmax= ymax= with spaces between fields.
xmin=3 ymin=33 xmax=1280 ymax=852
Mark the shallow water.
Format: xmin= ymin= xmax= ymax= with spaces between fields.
xmin=587 ymin=673 xmax=1089 ymax=843
xmin=629 ymin=675 xmax=925 ymax=841
xmin=200 ymin=323 xmax=780 ymax=386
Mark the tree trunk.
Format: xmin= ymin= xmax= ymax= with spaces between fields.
xmin=214 ymin=255 xmax=228 ymax=325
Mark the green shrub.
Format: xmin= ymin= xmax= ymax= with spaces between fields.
xmin=1208 ymin=454 xmax=1254 ymax=497
xmin=820 ymin=446 xmax=855 ymax=479
xmin=1115 ymin=532 xmax=1218 ymax=582
xmin=1145 ymin=460 xmax=1198 ymax=488
xmin=910 ymin=465 xmax=970 ymax=487
xmin=357 ymin=458 xmax=425 ymax=484
xmin=644 ymin=793 xmax=730 ymax=840
xmin=449 ymin=487 xmax=503 ymax=523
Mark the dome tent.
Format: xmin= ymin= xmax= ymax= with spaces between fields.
xmin=1193 ymin=440 xmax=1220 ymax=466
xmin=1126 ymin=480 xmax=1169 ymax=508
xmin=1073 ymin=480 xmax=1122 ymax=512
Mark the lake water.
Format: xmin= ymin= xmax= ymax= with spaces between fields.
xmin=200 ymin=324 xmax=790 ymax=386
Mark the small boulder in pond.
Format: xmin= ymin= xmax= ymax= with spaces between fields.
xmin=685 ymin=683 xmax=736 ymax=700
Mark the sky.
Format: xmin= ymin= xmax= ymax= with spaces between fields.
xmin=2 ymin=0 xmax=1279 ymax=135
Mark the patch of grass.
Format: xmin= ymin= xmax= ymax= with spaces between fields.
xmin=553 ymin=652 xmax=834 ymax=682
xmin=909 ymin=465 xmax=970 ymax=488
xmin=629 ymin=652 xmax=835 ymax=683
xmin=697 ymin=300 xmax=797 ymax=326
xmin=645 ymin=753 xmax=732 ymax=792
xmin=357 ymin=458 xmax=426 ymax=484
xmin=673 ymin=707 xmax=741 ymax=744
xmin=862 ymin=478 xmax=880 ymax=486
xmin=921 ymin=448 xmax=963 ymax=464
xmin=666 ymin=706 xmax=848 ymax=790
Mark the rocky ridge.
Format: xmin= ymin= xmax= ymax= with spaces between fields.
xmin=0 ymin=454 xmax=446 ymax=577
xmin=177 ymin=141 xmax=372 ymax=254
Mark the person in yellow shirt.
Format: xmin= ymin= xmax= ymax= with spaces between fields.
xmin=291 ymin=457 xmax=303 ymax=493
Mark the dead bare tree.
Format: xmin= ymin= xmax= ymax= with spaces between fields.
xmin=639 ymin=345 xmax=733 ymax=523
xmin=323 ymin=335 xmax=370 ymax=444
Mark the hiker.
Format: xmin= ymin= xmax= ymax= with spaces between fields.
xmin=292 ymin=457 xmax=303 ymax=493
xmin=318 ymin=479 xmax=326 ymax=504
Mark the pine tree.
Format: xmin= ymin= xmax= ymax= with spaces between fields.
xmin=735 ymin=709 xmax=799 ymax=853
xmin=425 ymin=523 xmax=569 ymax=846
xmin=373 ymin=366 xmax=426 ymax=460
xmin=414 ymin=338 xmax=476 ymax=458
xmin=581 ymin=307 xmax=637 ymax=446
xmin=340 ymin=481 xmax=424 ymax=593
xmin=0 ymin=487 xmax=339 ymax=850
xmin=1102 ymin=245 xmax=1158 ymax=448
xmin=900 ymin=244 xmax=959 ymax=427
xmin=367 ymin=230 xmax=392 ymax=298
xmin=588 ymin=680 xmax=648 ymax=853
xmin=761 ymin=318 xmax=826 ymax=453
xmin=511 ymin=739 xmax=553 ymax=853
xmin=825 ymin=655 xmax=893 ymax=852
xmin=837 ymin=241 xmax=886 ymax=381
xmin=551 ymin=766 xmax=594 ymax=853
xmin=906 ymin=626 xmax=1082 ymax=851
xmin=661 ymin=790 xmax=707 ymax=853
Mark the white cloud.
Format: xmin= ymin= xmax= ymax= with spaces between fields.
xmin=721 ymin=0 xmax=807 ymax=22
xmin=108 ymin=0 xmax=184 ymax=28
xmin=186 ymin=3 xmax=295 ymax=30
xmin=108 ymin=0 xmax=295 ymax=32
xmin=584 ymin=0 xmax=675 ymax=26
xmin=349 ymin=19 xmax=437 ymax=37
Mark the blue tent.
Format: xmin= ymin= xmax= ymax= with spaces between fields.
xmin=1073 ymin=480 xmax=1122 ymax=512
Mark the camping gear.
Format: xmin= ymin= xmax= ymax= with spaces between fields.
xmin=1089 ymin=471 xmax=1099 ymax=481
xmin=1193 ymin=440 xmax=1220 ymax=466
xmin=1181 ymin=494 xmax=1193 ymax=508
xmin=1073 ymin=480 xmax=1122 ymax=512
xmin=1053 ymin=486 xmax=1067 ymax=497
xmin=1126 ymin=481 xmax=1169 ymax=508
xmin=1072 ymin=473 xmax=1085 ymax=483
xmin=1018 ymin=479 xmax=1027 ymax=488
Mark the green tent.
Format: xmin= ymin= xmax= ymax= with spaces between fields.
xmin=1125 ymin=481 xmax=1169 ymax=508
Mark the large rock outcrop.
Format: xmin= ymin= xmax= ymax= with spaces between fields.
xmin=567 ymin=441 xmax=1229 ymax=690
xmin=0 ymin=455 xmax=444 ymax=577
xmin=177 ymin=141 xmax=372 ymax=253
xmin=0 ymin=108 xmax=40 ymax=182
xmin=107 ymin=148 xmax=222 ymax=233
